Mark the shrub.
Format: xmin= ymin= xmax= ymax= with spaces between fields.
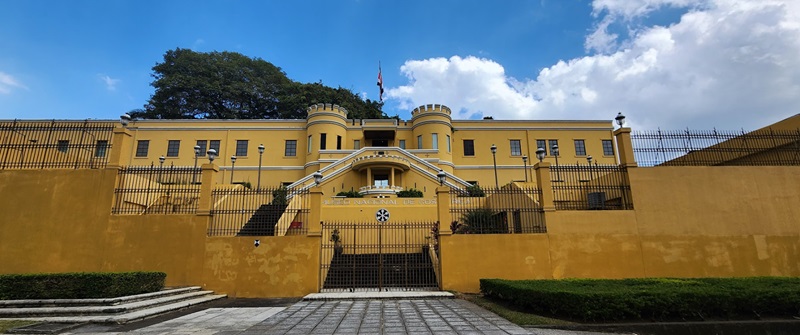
xmin=480 ymin=277 xmax=800 ymax=322
xmin=271 ymin=187 xmax=288 ymax=205
xmin=336 ymin=190 xmax=363 ymax=198
xmin=465 ymin=184 xmax=485 ymax=197
xmin=0 ymin=272 xmax=166 ymax=299
xmin=454 ymin=208 xmax=507 ymax=234
xmin=396 ymin=188 xmax=423 ymax=198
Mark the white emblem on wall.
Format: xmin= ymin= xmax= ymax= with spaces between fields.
xmin=376 ymin=208 xmax=390 ymax=222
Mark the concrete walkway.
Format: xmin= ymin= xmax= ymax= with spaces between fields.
xmin=18 ymin=298 xmax=631 ymax=335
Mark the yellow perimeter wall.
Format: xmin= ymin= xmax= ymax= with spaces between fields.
xmin=0 ymin=168 xmax=320 ymax=298
xmin=2 ymin=166 xmax=800 ymax=296
xmin=443 ymin=166 xmax=800 ymax=292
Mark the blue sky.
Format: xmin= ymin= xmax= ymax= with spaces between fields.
xmin=2 ymin=0 xmax=799 ymax=129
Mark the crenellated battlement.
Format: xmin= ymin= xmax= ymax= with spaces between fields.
xmin=306 ymin=103 xmax=349 ymax=118
xmin=411 ymin=104 xmax=451 ymax=117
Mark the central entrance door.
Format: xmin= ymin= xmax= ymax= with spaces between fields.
xmin=320 ymin=221 xmax=440 ymax=292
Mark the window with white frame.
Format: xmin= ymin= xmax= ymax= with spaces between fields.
xmin=510 ymin=140 xmax=522 ymax=156
xmin=574 ymin=139 xmax=586 ymax=156
xmin=602 ymin=140 xmax=614 ymax=156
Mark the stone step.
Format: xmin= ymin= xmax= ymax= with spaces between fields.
xmin=0 ymin=294 xmax=227 ymax=324
xmin=304 ymin=291 xmax=454 ymax=300
xmin=0 ymin=286 xmax=202 ymax=308
xmin=0 ymin=290 xmax=215 ymax=317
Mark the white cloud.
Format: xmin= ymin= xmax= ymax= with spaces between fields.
xmin=98 ymin=74 xmax=120 ymax=91
xmin=0 ymin=72 xmax=27 ymax=94
xmin=388 ymin=0 xmax=800 ymax=129
xmin=591 ymin=0 xmax=703 ymax=19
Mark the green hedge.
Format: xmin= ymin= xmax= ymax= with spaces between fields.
xmin=336 ymin=190 xmax=363 ymax=198
xmin=0 ymin=272 xmax=166 ymax=299
xmin=480 ymin=277 xmax=800 ymax=322
xmin=396 ymin=188 xmax=423 ymax=198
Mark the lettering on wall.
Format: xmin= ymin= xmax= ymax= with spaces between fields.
xmin=322 ymin=199 xmax=439 ymax=205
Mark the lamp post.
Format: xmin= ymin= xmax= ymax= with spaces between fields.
xmin=193 ymin=145 xmax=201 ymax=184
xmin=522 ymin=156 xmax=528 ymax=182
xmin=615 ymin=112 xmax=626 ymax=128
xmin=490 ymin=144 xmax=498 ymax=188
xmin=158 ymin=155 xmax=165 ymax=182
xmin=230 ymin=156 xmax=237 ymax=184
xmin=21 ymin=139 xmax=37 ymax=168
xmin=257 ymin=144 xmax=265 ymax=191
xmin=437 ymin=169 xmax=446 ymax=186
xmin=552 ymin=144 xmax=561 ymax=181
xmin=313 ymin=171 xmax=323 ymax=186
xmin=587 ymin=155 xmax=594 ymax=182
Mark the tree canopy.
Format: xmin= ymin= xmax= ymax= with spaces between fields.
xmin=130 ymin=48 xmax=386 ymax=120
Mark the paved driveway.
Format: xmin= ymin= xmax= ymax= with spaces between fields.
xmin=241 ymin=299 xmax=529 ymax=334
xmin=54 ymin=298 xmax=629 ymax=335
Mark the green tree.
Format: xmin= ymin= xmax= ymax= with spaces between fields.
xmin=131 ymin=48 xmax=388 ymax=120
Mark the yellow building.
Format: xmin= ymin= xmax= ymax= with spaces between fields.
xmin=115 ymin=103 xmax=618 ymax=192
xmin=1 ymin=105 xmax=799 ymax=298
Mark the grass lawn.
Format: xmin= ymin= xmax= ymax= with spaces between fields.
xmin=0 ymin=320 xmax=37 ymax=333
xmin=457 ymin=293 xmax=574 ymax=327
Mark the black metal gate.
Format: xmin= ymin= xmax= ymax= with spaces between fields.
xmin=320 ymin=221 xmax=440 ymax=292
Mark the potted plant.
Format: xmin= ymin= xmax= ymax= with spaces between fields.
xmin=330 ymin=229 xmax=343 ymax=255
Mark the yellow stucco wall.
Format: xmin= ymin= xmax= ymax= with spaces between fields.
xmin=0 ymin=168 xmax=319 ymax=297
xmin=0 ymin=168 xmax=207 ymax=287
xmin=2 ymin=139 xmax=800 ymax=297
xmin=629 ymin=166 xmax=800 ymax=236
xmin=202 ymin=236 xmax=320 ymax=298
xmin=441 ymin=234 xmax=552 ymax=293
xmin=441 ymin=165 xmax=800 ymax=293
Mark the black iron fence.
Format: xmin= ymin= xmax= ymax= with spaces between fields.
xmin=208 ymin=187 xmax=309 ymax=236
xmin=551 ymin=164 xmax=633 ymax=210
xmin=112 ymin=164 xmax=201 ymax=215
xmin=0 ymin=120 xmax=115 ymax=169
xmin=632 ymin=128 xmax=800 ymax=167
xmin=320 ymin=221 xmax=439 ymax=292
xmin=450 ymin=186 xmax=546 ymax=234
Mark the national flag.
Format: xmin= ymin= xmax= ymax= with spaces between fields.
xmin=377 ymin=63 xmax=384 ymax=102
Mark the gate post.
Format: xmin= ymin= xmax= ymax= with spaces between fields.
xmin=436 ymin=186 xmax=452 ymax=235
xmin=613 ymin=127 xmax=638 ymax=167
xmin=108 ymin=127 xmax=132 ymax=169
xmin=307 ymin=186 xmax=323 ymax=236
xmin=197 ymin=163 xmax=219 ymax=216
xmin=534 ymin=162 xmax=555 ymax=212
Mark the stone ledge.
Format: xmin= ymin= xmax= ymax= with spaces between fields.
xmin=303 ymin=291 xmax=453 ymax=301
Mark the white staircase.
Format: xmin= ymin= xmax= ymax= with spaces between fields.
xmin=0 ymin=286 xmax=225 ymax=324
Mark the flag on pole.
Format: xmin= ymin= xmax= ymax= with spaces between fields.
xmin=377 ymin=62 xmax=384 ymax=102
